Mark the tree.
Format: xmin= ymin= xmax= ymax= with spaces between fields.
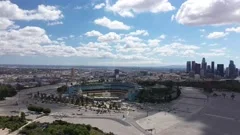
xmin=27 ymin=105 xmax=44 ymax=113
xmin=0 ymin=85 xmax=17 ymax=100
xmin=57 ymin=85 xmax=68 ymax=97
xmin=20 ymin=112 xmax=25 ymax=121
xmin=43 ymin=108 xmax=51 ymax=114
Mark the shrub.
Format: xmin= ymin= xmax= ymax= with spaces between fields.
xmin=20 ymin=112 xmax=25 ymax=121
xmin=43 ymin=108 xmax=51 ymax=114
xmin=27 ymin=105 xmax=44 ymax=113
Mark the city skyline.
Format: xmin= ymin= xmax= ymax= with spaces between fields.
xmin=186 ymin=57 xmax=239 ymax=78
xmin=0 ymin=0 xmax=240 ymax=67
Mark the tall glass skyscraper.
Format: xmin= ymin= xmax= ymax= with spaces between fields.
xmin=186 ymin=61 xmax=191 ymax=73
xmin=202 ymin=58 xmax=207 ymax=71
xmin=217 ymin=64 xmax=224 ymax=77
xmin=211 ymin=61 xmax=215 ymax=74
xmin=229 ymin=60 xmax=236 ymax=78
xmin=192 ymin=61 xmax=195 ymax=72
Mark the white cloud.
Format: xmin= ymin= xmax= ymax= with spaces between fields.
xmin=69 ymin=35 xmax=75 ymax=38
xmin=81 ymin=42 xmax=112 ymax=52
xmin=199 ymin=29 xmax=205 ymax=32
xmin=94 ymin=3 xmax=105 ymax=9
xmin=226 ymin=27 xmax=240 ymax=33
xmin=94 ymin=16 xmax=130 ymax=30
xmin=98 ymin=32 xmax=121 ymax=42
xmin=148 ymin=39 xmax=161 ymax=47
xmin=129 ymin=30 xmax=149 ymax=36
xmin=0 ymin=1 xmax=63 ymax=21
xmin=198 ymin=47 xmax=227 ymax=57
xmin=171 ymin=15 xmax=175 ymax=21
xmin=0 ymin=25 xmax=229 ymax=63
xmin=74 ymin=6 xmax=82 ymax=10
xmin=175 ymin=0 xmax=240 ymax=26
xmin=0 ymin=26 xmax=117 ymax=58
xmin=154 ymin=42 xmax=200 ymax=56
xmin=124 ymin=41 xmax=147 ymax=48
xmin=209 ymin=43 xmax=218 ymax=46
xmin=115 ymin=41 xmax=149 ymax=53
xmin=0 ymin=17 xmax=14 ymax=29
xmin=118 ymin=11 xmax=134 ymax=18
xmin=0 ymin=26 xmax=51 ymax=56
xmin=85 ymin=30 xmax=103 ymax=37
xmin=47 ymin=21 xmax=63 ymax=26
xmin=122 ymin=36 xmax=142 ymax=42
xmin=175 ymin=38 xmax=185 ymax=42
xmin=57 ymin=37 xmax=67 ymax=41
xmin=207 ymin=32 xmax=228 ymax=39
xmin=106 ymin=0 xmax=175 ymax=17
xmin=116 ymin=54 xmax=157 ymax=61
xmin=159 ymin=34 xmax=166 ymax=39
xmin=210 ymin=47 xmax=227 ymax=53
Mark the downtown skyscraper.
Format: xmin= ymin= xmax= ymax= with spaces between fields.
xmin=202 ymin=58 xmax=207 ymax=72
xmin=228 ymin=60 xmax=237 ymax=78
xmin=211 ymin=61 xmax=215 ymax=74
xmin=186 ymin=61 xmax=191 ymax=73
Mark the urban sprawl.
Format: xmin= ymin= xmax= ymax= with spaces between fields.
xmin=0 ymin=63 xmax=240 ymax=135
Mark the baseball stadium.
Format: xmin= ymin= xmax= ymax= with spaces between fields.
xmin=66 ymin=82 xmax=142 ymax=101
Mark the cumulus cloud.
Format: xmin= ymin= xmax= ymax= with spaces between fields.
xmin=207 ymin=32 xmax=228 ymax=39
xmin=175 ymin=0 xmax=240 ymax=26
xmin=106 ymin=0 xmax=175 ymax=17
xmin=159 ymin=34 xmax=166 ymax=39
xmin=57 ymin=37 xmax=67 ymax=41
xmin=198 ymin=47 xmax=227 ymax=57
xmin=0 ymin=17 xmax=14 ymax=29
xmin=94 ymin=3 xmax=105 ymax=9
xmin=154 ymin=42 xmax=200 ymax=56
xmin=226 ymin=27 xmax=240 ymax=33
xmin=148 ymin=39 xmax=161 ymax=47
xmin=122 ymin=36 xmax=142 ymax=42
xmin=0 ymin=1 xmax=63 ymax=21
xmin=115 ymin=43 xmax=148 ymax=53
xmin=94 ymin=16 xmax=130 ymax=30
xmin=47 ymin=21 xmax=63 ymax=26
xmin=85 ymin=30 xmax=103 ymax=37
xmin=0 ymin=26 xmax=117 ymax=58
xmin=98 ymin=32 xmax=121 ymax=42
xmin=128 ymin=30 xmax=149 ymax=36
xmin=81 ymin=42 xmax=112 ymax=52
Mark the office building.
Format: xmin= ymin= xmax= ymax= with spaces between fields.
xmin=207 ymin=65 xmax=211 ymax=73
xmin=229 ymin=60 xmax=236 ymax=78
xmin=217 ymin=64 xmax=224 ymax=77
xmin=225 ymin=67 xmax=229 ymax=78
xmin=192 ymin=61 xmax=195 ymax=72
xmin=195 ymin=63 xmax=201 ymax=74
xmin=114 ymin=69 xmax=120 ymax=79
xmin=211 ymin=61 xmax=215 ymax=74
xmin=202 ymin=58 xmax=207 ymax=71
xmin=186 ymin=61 xmax=191 ymax=73
xmin=114 ymin=69 xmax=120 ymax=75
xmin=200 ymin=69 xmax=205 ymax=77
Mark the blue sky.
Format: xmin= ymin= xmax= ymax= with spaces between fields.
xmin=0 ymin=0 xmax=240 ymax=67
